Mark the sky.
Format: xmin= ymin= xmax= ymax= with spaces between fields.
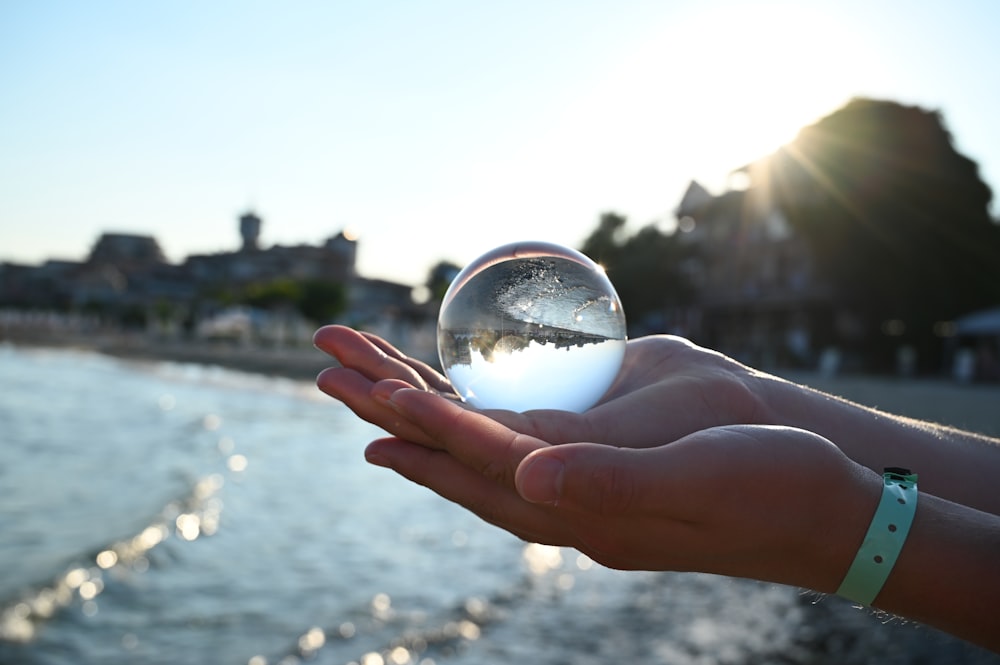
xmin=2 ymin=0 xmax=999 ymax=287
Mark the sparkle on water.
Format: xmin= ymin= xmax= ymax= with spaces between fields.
xmin=437 ymin=241 xmax=627 ymax=412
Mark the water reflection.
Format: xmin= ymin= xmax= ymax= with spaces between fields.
xmin=227 ymin=453 xmax=249 ymax=472
xmin=522 ymin=543 xmax=563 ymax=575
xmin=445 ymin=338 xmax=625 ymax=412
xmin=297 ymin=626 xmax=326 ymax=656
xmin=0 ymin=470 xmax=225 ymax=644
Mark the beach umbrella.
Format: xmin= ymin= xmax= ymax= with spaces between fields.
xmin=954 ymin=306 xmax=1000 ymax=336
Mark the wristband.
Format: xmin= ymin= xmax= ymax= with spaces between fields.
xmin=836 ymin=467 xmax=918 ymax=606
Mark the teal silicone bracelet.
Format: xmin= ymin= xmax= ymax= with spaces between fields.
xmin=836 ymin=468 xmax=918 ymax=606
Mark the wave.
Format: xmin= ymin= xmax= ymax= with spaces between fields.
xmin=0 ymin=474 xmax=225 ymax=644
xmin=250 ymin=543 xmax=569 ymax=665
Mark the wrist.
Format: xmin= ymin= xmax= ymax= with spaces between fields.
xmin=807 ymin=461 xmax=885 ymax=595
xmin=836 ymin=468 xmax=919 ymax=604
xmin=751 ymin=372 xmax=820 ymax=430
xmin=754 ymin=373 xmax=887 ymax=466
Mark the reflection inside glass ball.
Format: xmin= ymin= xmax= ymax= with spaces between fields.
xmin=437 ymin=241 xmax=627 ymax=412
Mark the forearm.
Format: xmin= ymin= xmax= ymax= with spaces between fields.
xmin=872 ymin=491 xmax=1000 ymax=652
xmin=760 ymin=375 xmax=1000 ymax=515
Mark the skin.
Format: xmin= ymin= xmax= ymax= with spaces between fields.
xmin=313 ymin=324 xmax=1000 ymax=652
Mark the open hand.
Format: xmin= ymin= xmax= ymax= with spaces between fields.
xmin=314 ymin=325 xmax=770 ymax=448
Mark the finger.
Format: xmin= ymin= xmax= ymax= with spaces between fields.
xmin=386 ymin=389 xmax=548 ymax=487
xmin=316 ymin=368 xmax=433 ymax=444
xmin=365 ymin=437 xmax=573 ymax=546
xmin=360 ymin=331 xmax=454 ymax=393
xmin=314 ymin=325 xmax=438 ymax=391
xmin=485 ymin=408 xmax=598 ymax=445
xmin=515 ymin=435 xmax=729 ymax=518
xmin=515 ymin=426 xmax=841 ymax=518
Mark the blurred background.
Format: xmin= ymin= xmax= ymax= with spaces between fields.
xmin=2 ymin=2 xmax=1000 ymax=664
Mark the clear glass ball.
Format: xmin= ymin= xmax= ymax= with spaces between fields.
xmin=437 ymin=241 xmax=627 ymax=412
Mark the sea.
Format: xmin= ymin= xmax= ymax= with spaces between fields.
xmin=1 ymin=343 xmax=997 ymax=665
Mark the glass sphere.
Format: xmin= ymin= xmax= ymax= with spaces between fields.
xmin=437 ymin=241 xmax=627 ymax=412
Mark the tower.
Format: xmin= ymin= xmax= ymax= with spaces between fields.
xmin=239 ymin=212 xmax=261 ymax=252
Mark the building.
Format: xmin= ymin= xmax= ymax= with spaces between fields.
xmin=184 ymin=211 xmax=356 ymax=287
xmin=0 ymin=211 xmax=420 ymax=341
xmin=239 ymin=212 xmax=262 ymax=252
xmin=675 ymin=179 xmax=834 ymax=368
xmin=88 ymin=232 xmax=167 ymax=267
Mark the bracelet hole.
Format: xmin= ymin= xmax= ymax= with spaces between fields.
xmin=873 ymin=555 xmax=884 ymax=564
xmin=888 ymin=524 xmax=897 ymax=532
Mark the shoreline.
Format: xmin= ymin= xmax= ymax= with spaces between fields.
xmin=1 ymin=331 xmax=337 ymax=382
xmin=101 ymin=338 xmax=337 ymax=382
xmin=5 ymin=330 xmax=999 ymax=437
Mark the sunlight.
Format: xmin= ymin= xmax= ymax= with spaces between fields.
xmin=509 ymin=2 xmax=879 ymax=214
xmin=657 ymin=3 xmax=872 ymax=185
xmin=523 ymin=542 xmax=564 ymax=575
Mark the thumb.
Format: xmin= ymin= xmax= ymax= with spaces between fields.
xmin=515 ymin=443 xmax=655 ymax=514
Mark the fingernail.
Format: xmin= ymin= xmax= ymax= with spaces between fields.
xmin=382 ymin=389 xmax=408 ymax=414
xmin=364 ymin=448 xmax=391 ymax=468
xmin=518 ymin=455 xmax=564 ymax=505
xmin=371 ymin=383 xmax=398 ymax=404
xmin=365 ymin=453 xmax=390 ymax=468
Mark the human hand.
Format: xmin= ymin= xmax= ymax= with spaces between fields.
xmin=313 ymin=325 xmax=457 ymax=445
xmin=314 ymin=325 xmax=770 ymax=449
xmin=363 ymin=387 xmax=878 ymax=590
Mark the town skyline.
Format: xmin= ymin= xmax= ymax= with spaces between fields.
xmin=2 ymin=210 xmax=374 ymax=281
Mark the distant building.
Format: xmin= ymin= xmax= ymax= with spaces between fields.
xmin=184 ymin=211 xmax=357 ymax=286
xmin=347 ymin=277 xmax=415 ymax=325
xmin=88 ymin=232 xmax=166 ymax=267
xmin=325 ymin=230 xmax=358 ymax=274
xmin=0 ymin=211 xmax=400 ymax=334
xmin=675 ymin=179 xmax=833 ymax=368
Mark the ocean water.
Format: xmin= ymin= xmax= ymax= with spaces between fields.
xmin=1 ymin=344 xmax=997 ymax=665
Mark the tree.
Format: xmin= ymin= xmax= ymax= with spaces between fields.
xmin=243 ymin=278 xmax=346 ymax=324
xmin=425 ymin=260 xmax=462 ymax=302
xmin=580 ymin=212 xmax=628 ymax=268
xmin=580 ymin=212 xmax=694 ymax=334
xmin=761 ymin=98 xmax=1000 ymax=371
xmin=245 ymin=278 xmax=302 ymax=310
xmin=297 ymin=279 xmax=346 ymax=324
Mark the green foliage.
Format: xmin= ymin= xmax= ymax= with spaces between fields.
xmin=580 ymin=212 xmax=628 ymax=268
xmin=297 ymin=279 xmax=346 ymax=323
xmin=152 ymin=298 xmax=175 ymax=324
xmin=580 ymin=212 xmax=694 ymax=333
xmin=241 ymin=278 xmax=346 ymax=323
xmin=426 ymin=260 xmax=462 ymax=302
xmin=244 ymin=278 xmax=302 ymax=309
